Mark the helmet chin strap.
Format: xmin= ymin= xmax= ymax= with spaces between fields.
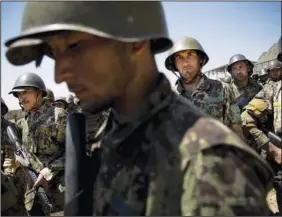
xmin=172 ymin=70 xmax=201 ymax=85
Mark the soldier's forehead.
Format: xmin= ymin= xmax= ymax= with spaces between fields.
xmin=175 ymin=50 xmax=197 ymax=56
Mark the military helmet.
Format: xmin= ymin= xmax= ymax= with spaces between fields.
xmin=55 ymin=96 xmax=67 ymax=103
xmin=9 ymin=72 xmax=47 ymax=97
xmin=43 ymin=88 xmax=55 ymax=101
xmin=227 ymin=54 xmax=254 ymax=75
xmin=5 ymin=2 xmax=172 ymax=66
xmin=260 ymin=68 xmax=268 ymax=77
xmin=1 ymin=97 xmax=9 ymax=115
xmin=165 ymin=36 xmax=209 ymax=72
xmin=268 ymin=59 xmax=282 ymax=71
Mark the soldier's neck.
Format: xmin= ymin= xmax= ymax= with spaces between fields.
xmin=234 ymin=78 xmax=248 ymax=88
xmin=113 ymin=60 xmax=158 ymax=117
xmin=182 ymin=73 xmax=201 ymax=92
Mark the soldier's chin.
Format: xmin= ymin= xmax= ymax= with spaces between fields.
xmin=80 ymin=99 xmax=111 ymax=114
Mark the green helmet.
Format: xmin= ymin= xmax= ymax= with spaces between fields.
xmin=165 ymin=36 xmax=209 ymax=72
xmin=43 ymin=88 xmax=55 ymax=101
xmin=9 ymin=72 xmax=47 ymax=97
xmin=5 ymin=2 xmax=172 ymax=67
xmin=268 ymin=59 xmax=282 ymax=71
xmin=227 ymin=54 xmax=254 ymax=75
xmin=1 ymin=97 xmax=9 ymax=115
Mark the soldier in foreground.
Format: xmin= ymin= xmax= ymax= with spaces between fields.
xmin=165 ymin=37 xmax=243 ymax=138
xmin=227 ymin=54 xmax=262 ymax=111
xmin=43 ymin=88 xmax=55 ymax=106
xmin=1 ymin=98 xmax=26 ymax=216
xmin=241 ymin=51 xmax=282 ymax=215
xmin=5 ymin=2 xmax=274 ymax=215
xmin=8 ymin=72 xmax=67 ymax=215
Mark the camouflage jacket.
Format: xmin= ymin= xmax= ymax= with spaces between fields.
xmin=174 ymin=74 xmax=241 ymax=127
xmin=21 ymin=103 xmax=67 ymax=184
xmin=1 ymin=117 xmax=21 ymax=175
xmin=1 ymin=172 xmax=26 ymax=216
xmin=229 ymin=78 xmax=262 ymax=110
xmin=91 ymin=73 xmax=273 ymax=216
xmin=241 ymin=80 xmax=281 ymax=149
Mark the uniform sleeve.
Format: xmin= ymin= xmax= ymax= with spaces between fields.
xmin=39 ymin=109 xmax=67 ymax=181
xmin=181 ymin=145 xmax=272 ymax=216
xmin=241 ymin=96 xmax=273 ymax=149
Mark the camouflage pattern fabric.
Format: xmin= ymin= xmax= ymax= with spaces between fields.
xmin=1 ymin=118 xmax=27 ymax=215
xmin=21 ymin=103 xmax=67 ymax=213
xmin=241 ymin=80 xmax=282 ymax=213
xmin=91 ymin=73 xmax=273 ymax=216
xmin=1 ymin=171 xmax=27 ymax=216
xmin=229 ymin=77 xmax=262 ymax=104
xmin=174 ymin=74 xmax=242 ymax=129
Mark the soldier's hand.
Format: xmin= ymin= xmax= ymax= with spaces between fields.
xmin=268 ymin=142 xmax=282 ymax=165
xmin=33 ymin=173 xmax=49 ymax=191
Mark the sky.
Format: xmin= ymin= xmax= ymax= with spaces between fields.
xmin=1 ymin=2 xmax=281 ymax=110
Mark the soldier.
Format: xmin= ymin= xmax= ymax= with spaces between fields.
xmin=1 ymin=98 xmax=26 ymax=215
xmin=5 ymin=2 xmax=274 ymax=215
xmin=54 ymin=96 xmax=68 ymax=110
xmin=258 ymin=68 xmax=269 ymax=86
xmin=268 ymin=59 xmax=281 ymax=82
xmin=165 ymin=37 xmax=243 ymax=137
xmin=241 ymin=51 xmax=282 ymax=214
xmin=43 ymin=88 xmax=55 ymax=106
xmin=227 ymin=54 xmax=262 ymax=111
xmin=8 ymin=72 xmax=67 ymax=215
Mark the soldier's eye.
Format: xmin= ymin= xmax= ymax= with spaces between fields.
xmin=67 ymin=41 xmax=82 ymax=50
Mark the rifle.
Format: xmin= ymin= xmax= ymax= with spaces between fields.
xmin=266 ymin=131 xmax=281 ymax=149
xmin=6 ymin=125 xmax=52 ymax=215
xmin=234 ymin=92 xmax=250 ymax=112
xmin=64 ymin=113 xmax=101 ymax=216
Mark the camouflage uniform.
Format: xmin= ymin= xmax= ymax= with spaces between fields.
xmin=4 ymin=2 xmax=274 ymax=216
xmin=91 ymin=73 xmax=273 ymax=216
xmin=174 ymin=74 xmax=241 ymax=128
xmin=1 ymin=99 xmax=26 ymax=215
xmin=229 ymin=78 xmax=262 ymax=108
xmin=241 ymin=80 xmax=282 ymax=213
xmin=21 ymin=102 xmax=67 ymax=214
xmin=1 ymin=172 xmax=27 ymax=216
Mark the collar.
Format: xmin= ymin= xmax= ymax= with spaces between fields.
xmin=176 ymin=73 xmax=212 ymax=94
xmin=111 ymin=72 xmax=173 ymax=125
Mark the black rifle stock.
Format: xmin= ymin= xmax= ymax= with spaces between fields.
xmin=267 ymin=131 xmax=282 ymax=149
xmin=64 ymin=113 xmax=95 ymax=216
xmin=6 ymin=126 xmax=52 ymax=215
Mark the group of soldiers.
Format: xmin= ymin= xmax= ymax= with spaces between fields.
xmin=1 ymin=2 xmax=281 ymax=216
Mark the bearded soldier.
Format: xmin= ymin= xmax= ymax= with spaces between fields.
xmin=8 ymin=72 xmax=67 ymax=215
xmin=165 ymin=37 xmax=243 ymax=138
xmin=1 ymin=98 xmax=26 ymax=215
xmin=241 ymin=50 xmax=282 ymax=215
xmin=227 ymin=54 xmax=262 ymax=111
xmin=5 ymin=2 xmax=274 ymax=215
